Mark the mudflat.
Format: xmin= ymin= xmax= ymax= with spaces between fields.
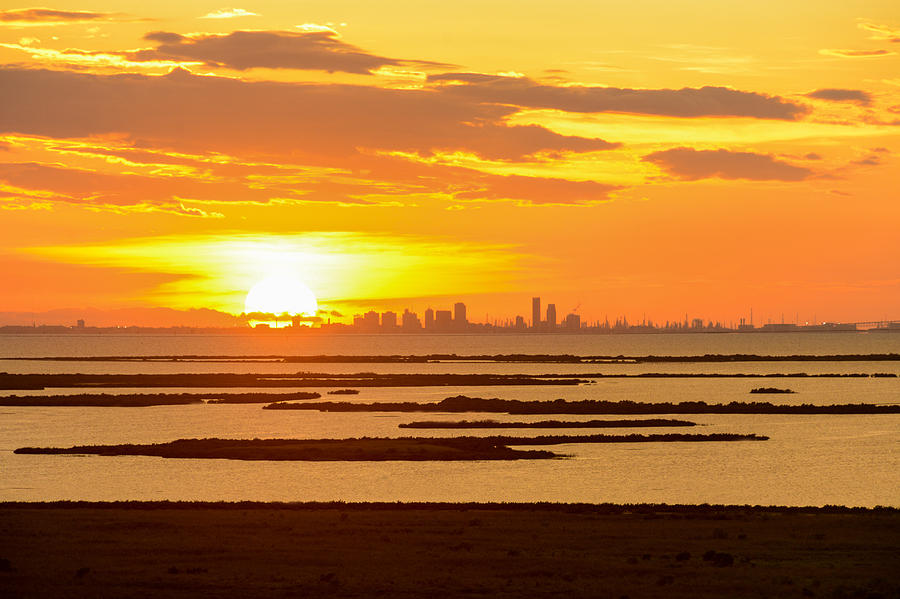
xmin=1 ymin=503 xmax=897 ymax=598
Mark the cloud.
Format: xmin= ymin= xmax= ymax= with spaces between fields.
xmin=452 ymin=173 xmax=618 ymax=205
xmin=199 ymin=8 xmax=259 ymax=19
xmin=805 ymin=88 xmax=872 ymax=105
xmin=0 ymin=160 xmax=281 ymax=211
xmin=858 ymin=22 xmax=900 ymax=42
xmin=0 ymin=67 xmax=616 ymax=161
xmin=804 ymin=153 xmax=823 ymax=160
xmin=0 ymin=8 xmax=114 ymax=25
xmin=427 ymin=73 xmax=806 ymax=119
xmin=819 ymin=48 xmax=894 ymax=58
xmin=642 ymin=148 xmax=813 ymax=181
xmin=129 ymin=29 xmax=449 ymax=74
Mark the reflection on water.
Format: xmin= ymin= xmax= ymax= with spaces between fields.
xmin=1 ymin=333 xmax=898 ymax=507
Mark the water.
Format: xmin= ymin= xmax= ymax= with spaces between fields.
xmin=2 ymin=331 xmax=899 ymax=358
xmin=1 ymin=332 xmax=898 ymax=506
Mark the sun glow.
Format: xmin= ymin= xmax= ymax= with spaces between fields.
xmin=244 ymin=275 xmax=318 ymax=318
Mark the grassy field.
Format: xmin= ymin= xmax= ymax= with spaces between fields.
xmin=1 ymin=503 xmax=898 ymax=598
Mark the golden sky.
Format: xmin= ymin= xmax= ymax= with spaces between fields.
xmin=1 ymin=1 xmax=898 ymax=326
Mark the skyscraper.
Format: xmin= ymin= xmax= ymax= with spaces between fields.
xmin=424 ymin=308 xmax=434 ymax=330
xmin=381 ymin=311 xmax=397 ymax=330
xmin=435 ymin=310 xmax=452 ymax=331
xmin=546 ymin=304 xmax=556 ymax=331
xmin=453 ymin=302 xmax=467 ymax=330
xmin=401 ymin=309 xmax=421 ymax=331
xmin=532 ymin=297 xmax=541 ymax=330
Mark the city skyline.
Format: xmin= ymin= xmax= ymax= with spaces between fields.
xmin=0 ymin=2 xmax=898 ymax=326
xmin=4 ymin=294 xmax=896 ymax=333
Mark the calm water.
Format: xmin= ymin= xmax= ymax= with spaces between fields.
xmin=2 ymin=331 xmax=900 ymax=358
xmin=1 ymin=332 xmax=898 ymax=506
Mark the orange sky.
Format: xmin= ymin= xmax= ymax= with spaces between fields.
xmin=1 ymin=1 xmax=898 ymax=326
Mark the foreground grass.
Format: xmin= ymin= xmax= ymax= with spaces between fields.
xmin=0 ymin=503 xmax=897 ymax=599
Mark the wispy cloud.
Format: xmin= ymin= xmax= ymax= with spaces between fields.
xmin=0 ymin=8 xmax=141 ymax=27
xmin=819 ymin=48 xmax=895 ymax=58
xmin=199 ymin=8 xmax=259 ymax=19
xmin=858 ymin=22 xmax=900 ymax=42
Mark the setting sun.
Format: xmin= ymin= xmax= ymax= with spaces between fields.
xmin=244 ymin=275 xmax=318 ymax=317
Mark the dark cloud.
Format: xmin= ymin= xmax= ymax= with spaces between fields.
xmin=806 ymin=88 xmax=872 ymax=105
xmin=804 ymin=153 xmax=823 ymax=160
xmin=427 ymin=73 xmax=806 ymax=120
xmin=643 ymin=148 xmax=813 ymax=181
xmin=851 ymin=156 xmax=881 ymax=166
xmin=0 ymin=8 xmax=112 ymax=23
xmin=129 ymin=30 xmax=450 ymax=74
xmin=0 ymin=67 xmax=615 ymax=161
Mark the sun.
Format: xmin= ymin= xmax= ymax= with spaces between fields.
xmin=244 ymin=275 xmax=318 ymax=317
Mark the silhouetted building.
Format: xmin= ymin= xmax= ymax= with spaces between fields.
xmin=546 ymin=304 xmax=557 ymax=331
xmin=401 ymin=309 xmax=421 ymax=331
xmin=515 ymin=315 xmax=526 ymax=330
xmin=532 ymin=297 xmax=541 ymax=330
xmin=435 ymin=310 xmax=452 ymax=332
xmin=76 ymin=319 xmax=85 ymax=328
xmin=453 ymin=302 xmax=467 ymax=330
xmin=363 ymin=311 xmax=380 ymax=332
xmin=564 ymin=313 xmax=580 ymax=330
xmin=381 ymin=311 xmax=397 ymax=330
xmin=424 ymin=308 xmax=434 ymax=330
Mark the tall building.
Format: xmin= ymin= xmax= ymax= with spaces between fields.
xmin=453 ymin=302 xmax=467 ymax=330
xmin=401 ymin=309 xmax=421 ymax=331
xmin=363 ymin=310 xmax=380 ymax=332
xmin=424 ymin=308 xmax=434 ymax=330
xmin=515 ymin=315 xmax=525 ymax=329
xmin=564 ymin=313 xmax=580 ymax=331
xmin=546 ymin=304 xmax=556 ymax=331
xmin=381 ymin=311 xmax=397 ymax=330
xmin=532 ymin=297 xmax=541 ymax=330
xmin=435 ymin=310 xmax=452 ymax=331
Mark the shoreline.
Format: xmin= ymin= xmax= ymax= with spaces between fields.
xmin=2 ymin=500 xmax=897 ymax=512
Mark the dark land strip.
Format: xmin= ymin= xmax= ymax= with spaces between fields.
xmin=0 ymin=503 xmax=897 ymax=599
xmin=0 ymin=391 xmax=322 ymax=407
xmin=7 ymin=352 xmax=900 ymax=362
xmin=265 ymin=395 xmax=900 ymax=414
xmin=0 ymin=373 xmax=588 ymax=391
xmin=3 ymin=371 xmax=896 ymax=392
xmin=13 ymin=433 xmax=767 ymax=462
xmin=399 ymin=418 xmax=697 ymax=429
